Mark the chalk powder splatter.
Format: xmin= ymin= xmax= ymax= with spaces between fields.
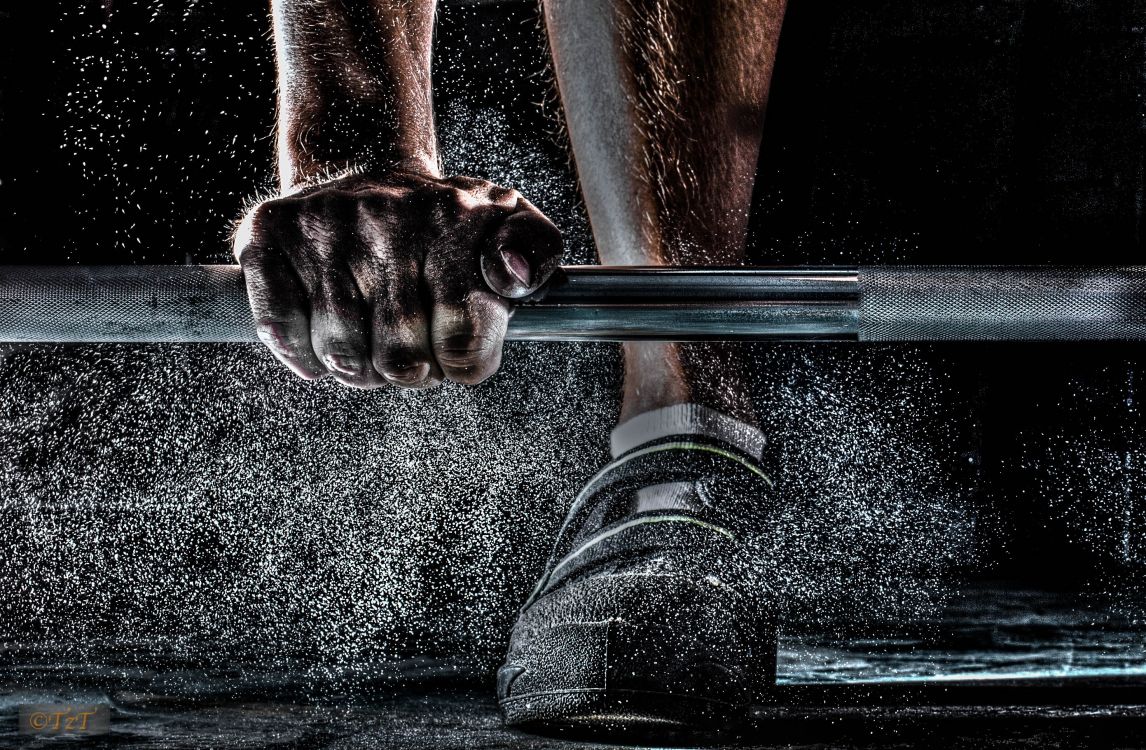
xmin=2 ymin=1 xmax=983 ymax=694
xmin=0 ymin=326 xmax=982 ymax=690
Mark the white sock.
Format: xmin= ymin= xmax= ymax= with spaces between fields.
xmin=609 ymin=404 xmax=766 ymax=514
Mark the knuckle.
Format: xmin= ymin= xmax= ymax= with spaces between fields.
xmin=295 ymin=212 xmax=340 ymax=245
xmin=234 ymin=208 xmax=276 ymax=262
xmin=434 ymin=186 xmax=465 ymax=214
xmin=236 ymin=199 xmax=308 ymax=261
xmin=250 ymin=197 xmax=299 ymax=230
xmin=354 ymin=195 xmax=386 ymax=225
xmin=315 ymin=189 xmax=353 ymax=216
xmin=247 ymin=201 xmax=275 ymax=231
xmin=446 ymin=175 xmax=488 ymax=191
xmin=494 ymin=186 xmax=522 ymax=206
xmin=415 ymin=185 xmax=469 ymax=222
xmin=352 ymin=199 xmax=397 ymax=254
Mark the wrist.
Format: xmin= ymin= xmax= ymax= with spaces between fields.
xmin=280 ymin=149 xmax=441 ymax=196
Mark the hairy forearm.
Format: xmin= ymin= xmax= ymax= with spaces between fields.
xmin=546 ymin=0 xmax=786 ymax=264
xmin=271 ymin=0 xmax=439 ymax=191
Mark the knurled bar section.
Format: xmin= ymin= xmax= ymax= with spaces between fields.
xmin=858 ymin=265 xmax=1146 ymax=341
xmin=0 ymin=265 xmax=256 ymax=343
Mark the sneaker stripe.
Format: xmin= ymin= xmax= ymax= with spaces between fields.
xmin=546 ymin=513 xmax=735 ymax=583
xmin=556 ymin=441 xmax=772 ymax=545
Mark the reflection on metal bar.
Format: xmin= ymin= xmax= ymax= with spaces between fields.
xmin=0 ymin=264 xmax=1144 ymax=343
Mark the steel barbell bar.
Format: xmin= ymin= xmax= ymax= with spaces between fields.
xmin=1 ymin=264 xmax=1144 ymax=343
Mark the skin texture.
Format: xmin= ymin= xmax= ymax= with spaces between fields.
xmin=235 ymin=0 xmax=563 ymax=388
xmin=238 ymin=0 xmax=788 ymax=419
xmin=544 ymin=0 xmax=788 ymax=425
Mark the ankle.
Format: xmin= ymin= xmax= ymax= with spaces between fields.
xmin=620 ymin=342 xmax=760 ymax=428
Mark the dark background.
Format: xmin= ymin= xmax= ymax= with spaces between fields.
xmin=3 ymin=1 xmax=1143 ymax=264
xmin=2 ymin=0 xmax=1145 ymax=591
xmin=0 ymin=6 xmax=1144 ymax=747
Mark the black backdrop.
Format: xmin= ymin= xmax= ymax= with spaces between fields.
xmin=4 ymin=1 xmax=1141 ymax=264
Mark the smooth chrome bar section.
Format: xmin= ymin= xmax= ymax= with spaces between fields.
xmin=512 ymin=265 xmax=860 ymax=341
xmin=508 ymin=302 xmax=860 ymax=341
xmin=534 ymin=266 xmax=860 ymax=302
xmin=1 ymin=265 xmax=1145 ymax=343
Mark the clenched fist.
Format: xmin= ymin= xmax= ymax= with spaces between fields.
xmin=233 ymin=171 xmax=562 ymax=389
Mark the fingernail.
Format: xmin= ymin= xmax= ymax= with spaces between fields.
xmin=500 ymin=247 xmax=532 ymax=289
xmin=324 ymin=353 xmax=361 ymax=375
xmin=384 ymin=362 xmax=430 ymax=384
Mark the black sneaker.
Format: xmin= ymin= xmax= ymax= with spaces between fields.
xmin=498 ymin=435 xmax=777 ymax=736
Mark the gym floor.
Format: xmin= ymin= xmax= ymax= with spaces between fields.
xmin=3 ymin=584 xmax=1144 ymax=746
xmin=2 ymin=681 xmax=1144 ymax=748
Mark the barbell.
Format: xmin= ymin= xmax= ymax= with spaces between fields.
xmin=1 ymin=264 xmax=1145 ymax=343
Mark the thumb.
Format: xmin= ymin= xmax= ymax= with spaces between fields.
xmin=480 ymin=203 xmax=563 ymax=299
